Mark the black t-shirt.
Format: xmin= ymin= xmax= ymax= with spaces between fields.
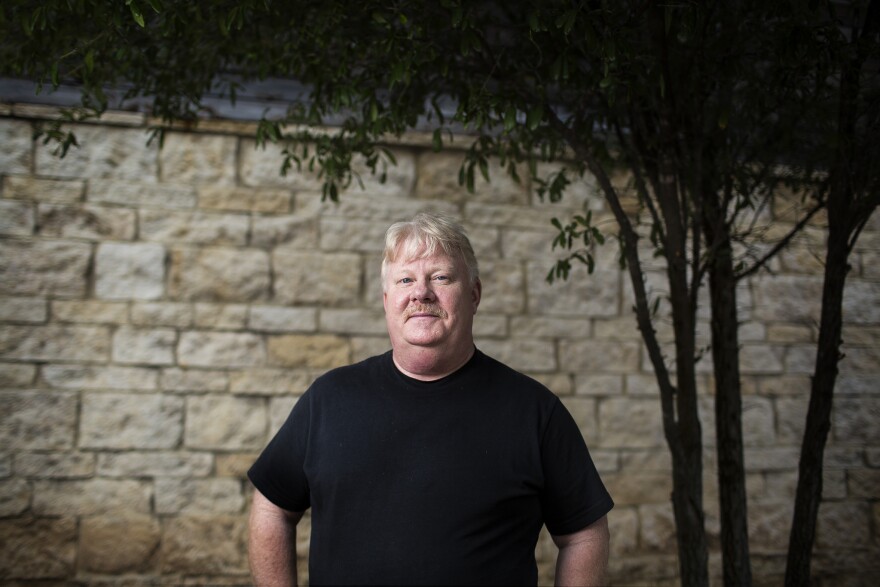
xmin=248 ymin=349 xmax=613 ymax=585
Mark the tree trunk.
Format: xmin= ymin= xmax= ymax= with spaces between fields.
xmin=784 ymin=224 xmax=850 ymax=586
xmin=704 ymin=208 xmax=752 ymax=586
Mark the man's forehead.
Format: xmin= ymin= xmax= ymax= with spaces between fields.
xmin=387 ymin=249 xmax=463 ymax=271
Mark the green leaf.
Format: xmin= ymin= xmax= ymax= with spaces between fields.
xmin=128 ymin=2 xmax=146 ymax=28
xmin=432 ymin=128 xmax=443 ymax=151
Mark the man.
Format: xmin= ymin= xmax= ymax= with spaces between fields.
xmin=248 ymin=213 xmax=613 ymax=586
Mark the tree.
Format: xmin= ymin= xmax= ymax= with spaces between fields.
xmin=1 ymin=1 xmax=869 ymax=585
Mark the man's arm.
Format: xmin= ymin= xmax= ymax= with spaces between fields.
xmin=248 ymin=488 xmax=304 ymax=587
xmin=552 ymin=515 xmax=610 ymax=587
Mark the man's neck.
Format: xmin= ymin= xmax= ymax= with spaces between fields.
xmin=391 ymin=344 xmax=475 ymax=381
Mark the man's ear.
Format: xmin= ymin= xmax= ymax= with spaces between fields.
xmin=471 ymin=278 xmax=482 ymax=313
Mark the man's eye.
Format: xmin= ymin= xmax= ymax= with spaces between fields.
xmin=434 ymin=275 xmax=449 ymax=281
xmin=399 ymin=277 xmax=413 ymax=284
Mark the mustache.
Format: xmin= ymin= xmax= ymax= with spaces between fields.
xmin=404 ymin=303 xmax=448 ymax=319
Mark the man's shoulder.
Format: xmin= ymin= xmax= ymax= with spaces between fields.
xmin=308 ymin=351 xmax=391 ymax=392
xmin=475 ymin=349 xmax=559 ymax=402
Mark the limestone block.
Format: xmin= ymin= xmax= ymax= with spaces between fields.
xmin=466 ymin=202 xmax=559 ymax=229
xmin=229 ymin=369 xmax=312 ymax=395
xmin=781 ymin=345 xmax=816 ymax=375
xmin=839 ymin=345 xmax=880 ymax=375
xmin=477 ymin=338 xmax=556 ymax=372
xmin=194 ymin=302 xmax=249 ymax=329
xmin=0 ymin=517 xmax=76 ymax=579
xmin=746 ymin=501 xmax=794 ymax=551
xmin=625 ymin=374 xmax=661 ymax=396
xmin=160 ymin=368 xmax=228 ymax=392
xmin=154 ymin=477 xmax=245 ymax=514
xmin=0 ymin=391 xmax=77 ymax=450
xmin=349 ymin=148 xmax=416 ymax=199
xmin=140 ymin=209 xmax=249 ymax=246
xmin=240 ymin=139 xmax=326 ymax=190
xmin=848 ymin=469 xmax=880 ymax=498
xmin=131 ymin=301 xmax=192 ymax=327
xmin=842 ymin=324 xmax=880 ymax=346
xmin=639 ymin=503 xmax=678 ymax=553
xmin=37 ymin=203 xmax=135 ymax=240
xmin=2 ymin=175 xmax=84 ymax=203
xmin=97 ymin=451 xmax=213 ymax=478
xmin=185 ymin=394 xmax=266 ymax=450
xmin=169 ymin=247 xmax=270 ymax=301
xmin=1 ymin=324 xmax=110 ymax=362
xmin=251 ymin=212 xmax=319 ymax=249
xmin=319 ymin=309 xmax=386 ymax=335
xmin=464 ymin=222 xmax=502 ymax=259
xmin=112 ymin=326 xmax=176 ymax=366
xmin=0 ymin=239 xmax=91 ymax=297
xmin=477 ymin=260 xmax=526 ymax=314
xmin=589 ymin=449 xmax=620 ymax=472
xmin=528 ymin=372 xmax=573 ymax=395
xmin=751 ymin=275 xmax=823 ymax=323
xmin=740 ymin=396 xmax=777 ymax=446
xmin=744 ymin=447 xmax=800 ymax=471
xmin=0 ymin=199 xmax=34 ymax=235
xmin=510 ymin=315 xmax=592 ymax=339
xmin=32 ymin=478 xmax=151 ymax=515
xmin=601 ymin=471 xmax=672 ymax=504
xmin=351 ymin=336 xmax=392 ymax=363
xmin=160 ymin=132 xmax=237 ymax=184
xmin=608 ymin=508 xmax=639 ymax=557
xmin=95 ymin=242 xmax=165 ymax=300
xmin=500 ymin=226 xmax=560 ymax=260
xmin=178 ymin=331 xmax=264 ymax=368
xmin=526 ymin=261 xmax=619 ymax=317
xmin=835 ymin=374 xmax=880 ymax=395
xmin=574 ymin=374 xmax=624 ymax=397
xmin=320 ymin=217 xmax=392 ymax=252
xmin=416 ymin=151 xmax=528 ymax=204
xmin=249 ymin=305 xmax=317 ymax=333
xmin=42 ymin=364 xmax=158 ymax=391
xmin=599 ymin=398 xmax=665 ymax=448
xmin=472 ymin=314 xmax=507 ymax=337
xmin=216 ymin=453 xmax=260 ymax=478
xmin=833 ymin=398 xmax=880 ymax=442
xmin=198 ymin=185 xmax=291 ymax=213
xmin=817 ymin=501 xmax=872 ymax=549
xmin=52 ymin=300 xmax=128 ymax=324
xmin=559 ymin=340 xmax=641 ymax=374
xmin=269 ymin=395 xmax=300 ymax=436
xmin=79 ymin=514 xmax=160 ymax=574
xmin=273 ymin=251 xmax=362 ymax=305
xmin=620 ymin=449 xmax=672 ymax=472
xmin=757 ymin=375 xmax=811 ymax=396
xmin=767 ymin=323 xmax=814 ymax=343
xmin=161 ymin=515 xmax=248 ymax=574
xmin=0 ymin=296 xmax=47 ymax=323
xmin=14 ymin=452 xmax=96 ymax=478
xmin=0 ymin=478 xmax=29 ymax=515
xmin=739 ymin=344 xmax=786 ymax=374
xmin=0 ymin=362 xmax=36 ymax=387
xmin=35 ymin=124 xmax=158 ymax=181
xmin=302 ymin=191 xmax=458 ymax=221
xmin=775 ymin=397 xmax=809 ymax=444
xmin=79 ymin=392 xmax=184 ymax=449
xmin=559 ymin=397 xmax=598 ymax=445
xmin=89 ymin=179 xmax=196 ymax=209
xmin=267 ymin=334 xmax=350 ymax=369
xmin=0 ymin=119 xmax=33 ymax=174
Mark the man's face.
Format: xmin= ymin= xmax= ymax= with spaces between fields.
xmin=383 ymin=251 xmax=481 ymax=353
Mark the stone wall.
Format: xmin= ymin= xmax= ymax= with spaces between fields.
xmin=1 ymin=104 xmax=878 ymax=586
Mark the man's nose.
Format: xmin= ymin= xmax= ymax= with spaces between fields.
xmin=411 ymin=280 xmax=436 ymax=301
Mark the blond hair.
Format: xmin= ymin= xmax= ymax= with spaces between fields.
xmin=381 ymin=213 xmax=479 ymax=287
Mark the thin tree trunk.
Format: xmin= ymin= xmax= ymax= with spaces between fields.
xmin=784 ymin=225 xmax=850 ymax=586
xmin=704 ymin=208 xmax=752 ymax=586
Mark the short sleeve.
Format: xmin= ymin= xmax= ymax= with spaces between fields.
xmin=540 ymin=398 xmax=614 ymax=536
xmin=247 ymin=391 xmax=312 ymax=512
